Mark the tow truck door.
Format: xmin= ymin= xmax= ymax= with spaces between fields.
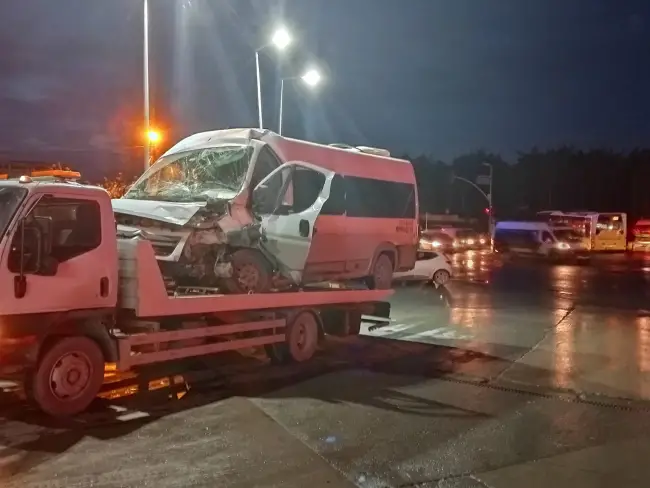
xmin=252 ymin=161 xmax=334 ymax=284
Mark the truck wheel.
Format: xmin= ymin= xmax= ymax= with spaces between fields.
xmin=367 ymin=253 xmax=394 ymax=290
xmin=226 ymin=249 xmax=272 ymax=294
xmin=265 ymin=311 xmax=319 ymax=364
xmin=28 ymin=336 xmax=104 ymax=417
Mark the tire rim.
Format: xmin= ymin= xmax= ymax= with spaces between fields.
xmin=236 ymin=263 xmax=260 ymax=292
xmin=434 ymin=270 xmax=450 ymax=285
xmin=49 ymin=352 xmax=92 ymax=401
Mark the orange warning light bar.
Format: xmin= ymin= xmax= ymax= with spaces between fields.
xmin=30 ymin=170 xmax=81 ymax=179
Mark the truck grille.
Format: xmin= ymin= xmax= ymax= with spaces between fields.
xmin=148 ymin=236 xmax=183 ymax=257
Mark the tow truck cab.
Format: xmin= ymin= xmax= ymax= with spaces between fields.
xmin=0 ymin=172 xmax=119 ymax=379
xmin=0 ymin=172 xmax=118 ymax=315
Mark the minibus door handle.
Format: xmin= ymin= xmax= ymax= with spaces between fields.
xmin=299 ymin=219 xmax=310 ymax=237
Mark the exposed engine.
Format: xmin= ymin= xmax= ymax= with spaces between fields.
xmin=115 ymin=209 xmax=265 ymax=293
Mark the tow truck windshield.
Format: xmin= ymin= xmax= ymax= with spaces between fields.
xmin=0 ymin=186 xmax=27 ymax=239
xmin=124 ymin=145 xmax=253 ymax=202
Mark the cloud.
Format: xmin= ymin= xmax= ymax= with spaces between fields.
xmin=2 ymin=75 xmax=59 ymax=102
xmin=88 ymin=133 xmax=116 ymax=151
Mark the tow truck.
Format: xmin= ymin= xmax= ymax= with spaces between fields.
xmin=0 ymin=171 xmax=392 ymax=417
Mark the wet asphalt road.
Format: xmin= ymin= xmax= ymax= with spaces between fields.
xmin=3 ymin=251 xmax=650 ymax=487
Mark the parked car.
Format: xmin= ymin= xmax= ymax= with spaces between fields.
xmin=392 ymin=251 xmax=452 ymax=285
xmin=419 ymin=230 xmax=453 ymax=252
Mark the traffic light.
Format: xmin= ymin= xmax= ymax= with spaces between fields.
xmin=484 ymin=207 xmax=491 ymax=215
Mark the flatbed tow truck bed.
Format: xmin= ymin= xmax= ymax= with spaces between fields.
xmin=2 ymin=239 xmax=393 ymax=417
xmin=122 ymin=239 xmax=391 ymax=317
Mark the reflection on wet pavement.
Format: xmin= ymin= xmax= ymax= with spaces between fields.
xmin=369 ymin=250 xmax=650 ymax=402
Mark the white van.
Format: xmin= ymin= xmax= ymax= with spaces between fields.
xmin=112 ymin=129 xmax=419 ymax=293
xmin=493 ymin=221 xmax=589 ymax=261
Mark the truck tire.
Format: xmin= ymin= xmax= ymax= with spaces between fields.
xmin=265 ymin=311 xmax=319 ymax=364
xmin=367 ymin=253 xmax=394 ymax=290
xmin=27 ymin=336 xmax=105 ymax=417
xmin=225 ymin=249 xmax=273 ymax=294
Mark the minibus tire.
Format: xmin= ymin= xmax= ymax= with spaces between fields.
xmin=368 ymin=253 xmax=394 ymax=290
xmin=226 ymin=249 xmax=272 ymax=294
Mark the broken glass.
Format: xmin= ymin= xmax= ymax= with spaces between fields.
xmin=124 ymin=145 xmax=253 ymax=203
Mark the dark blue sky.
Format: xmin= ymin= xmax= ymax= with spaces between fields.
xmin=1 ymin=0 xmax=649 ymax=174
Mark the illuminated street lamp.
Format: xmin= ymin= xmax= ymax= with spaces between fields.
xmin=145 ymin=129 xmax=162 ymax=166
xmin=147 ymin=129 xmax=161 ymax=144
xmin=278 ymin=68 xmax=322 ymax=136
xmin=301 ymin=69 xmax=321 ymax=87
xmin=255 ymin=27 xmax=292 ymax=129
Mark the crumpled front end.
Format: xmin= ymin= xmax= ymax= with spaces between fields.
xmin=113 ymin=199 xmax=264 ymax=292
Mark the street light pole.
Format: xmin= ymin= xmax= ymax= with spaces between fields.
xmin=453 ymin=176 xmax=490 ymax=205
xmin=279 ymin=78 xmax=285 ymax=135
xmin=255 ymin=50 xmax=263 ymax=129
xmin=278 ymin=69 xmax=322 ymax=136
xmin=255 ymin=27 xmax=292 ymax=131
xmin=482 ymin=162 xmax=494 ymax=235
xmin=143 ymin=0 xmax=150 ymax=171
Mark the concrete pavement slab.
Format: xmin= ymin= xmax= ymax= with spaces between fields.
xmin=1 ymin=396 xmax=356 ymax=488
xmin=252 ymin=369 xmax=650 ymax=487
xmin=475 ymin=437 xmax=650 ymax=488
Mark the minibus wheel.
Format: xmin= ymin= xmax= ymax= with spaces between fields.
xmin=226 ymin=249 xmax=272 ymax=293
xmin=368 ymin=253 xmax=394 ymax=289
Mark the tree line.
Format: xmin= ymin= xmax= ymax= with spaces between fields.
xmin=101 ymin=146 xmax=650 ymax=222
xmin=408 ymin=147 xmax=650 ymax=222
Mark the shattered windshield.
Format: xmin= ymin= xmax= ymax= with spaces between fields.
xmin=124 ymin=145 xmax=253 ymax=202
xmin=0 ymin=186 xmax=27 ymax=239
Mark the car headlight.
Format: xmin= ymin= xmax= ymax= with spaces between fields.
xmin=432 ymin=240 xmax=442 ymax=248
xmin=479 ymin=238 xmax=486 ymax=244
xmin=556 ymin=242 xmax=570 ymax=250
xmin=466 ymin=239 xmax=475 ymax=245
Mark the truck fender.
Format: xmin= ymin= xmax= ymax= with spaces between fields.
xmin=39 ymin=312 xmax=118 ymax=363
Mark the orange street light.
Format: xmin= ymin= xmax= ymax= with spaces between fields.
xmin=147 ymin=129 xmax=161 ymax=144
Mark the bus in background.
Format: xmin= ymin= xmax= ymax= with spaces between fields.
xmin=629 ymin=219 xmax=650 ymax=252
xmin=537 ymin=210 xmax=627 ymax=252
xmin=536 ymin=211 xmax=593 ymax=250
xmin=582 ymin=212 xmax=627 ymax=251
